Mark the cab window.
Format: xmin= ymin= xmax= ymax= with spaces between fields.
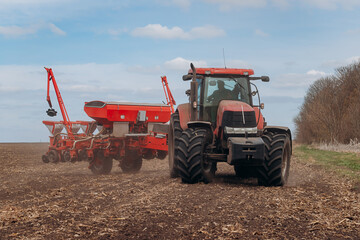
xmin=202 ymin=77 xmax=250 ymax=122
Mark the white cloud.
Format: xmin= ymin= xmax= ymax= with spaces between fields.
xmin=271 ymin=0 xmax=290 ymax=9
xmin=0 ymin=61 xmax=194 ymax=105
xmin=0 ymin=0 xmax=66 ymax=6
xmin=163 ymin=57 xmax=252 ymax=73
xmin=126 ymin=65 xmax=162 ymax=74
xmin=203 ymin=0 xmax=267 ymax=10
xmin=275 ymin=70 xmax=328 ymax=88
xmin=0 ymin=61 xmax=211 ymax=95
xmin=48 ymin=23 xmax=66 ymax=35
xmin=321 ymin=56 xmax=360 ymax=69
xmin=302 ymin=0 xmax=360 ymax=10
xmin=156 ymin=0 xmax=191 ymax=9
xmin=0 ymin=62 xmax=188 ymax=142
xmin=158 ymin=0 xmax=291 ymax=10
xmin=347 ymin=28 xmax=360 ymax=34
xmin=172 ymin=0 xmax=191 ymax=9
xmin=188 ymin=25 xmax=226 ymax=38
xmin=0 ymin=61 xmax=308 ymax=142
xmin=0 ymin=0 xmax=131 ymax=30
xmin=347 ymin=56 xmax=360 ymax=63
xmin=67 ymin=84 xmax=99 ymax=92
xmin=0 ymin=0 xmax=65 ymax=3
xmin=131 ymin=24 xmax=225 ymax=40
xmin=0 ymin=25 xmax=38 ymax=36
xmin=254 ymin=29 xmax=269 ymax=37
xmin=0 ymin=23 xmax=66 ymax=37
xmin=164 ymin=57 xmax=207 ymax=71
xmin=306 ymin=70 xmax=326 ymax=76
xmin=173 ymin=0 xmax=360 ymax=11
xmin=131 ymin=24 xmax=185 ymax=39
xmin=0 ymin=63 xmax=157 ymax=93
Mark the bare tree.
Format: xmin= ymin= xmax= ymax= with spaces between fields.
xmin=295 ymin=61 xmax=360 ymax=144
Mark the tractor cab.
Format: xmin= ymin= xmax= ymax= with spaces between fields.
xmin=191 ymin=73 xmax=252 ymax=124
xmin=183 ymin=66 xmax=268 ymax=130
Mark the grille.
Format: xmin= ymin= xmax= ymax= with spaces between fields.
xmin=221 ymin=111 xmax=257 ymax=128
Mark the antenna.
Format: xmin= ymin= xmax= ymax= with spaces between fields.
xmin=223 ymin=48 xmax=227 ymax=69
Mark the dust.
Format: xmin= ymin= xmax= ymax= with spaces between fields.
xmin=286 ymin=156 xmax=318 ymax=187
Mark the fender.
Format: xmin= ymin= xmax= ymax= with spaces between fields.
xmin=187 ymin=121 xmax=213 ymax=142
xmin=177 ymin=103 xmax=191 ymax=130
xmin=264 ymin=126 xmax=292 ymax=153
xmin=253 ymin=107 xmax=265 ymax=130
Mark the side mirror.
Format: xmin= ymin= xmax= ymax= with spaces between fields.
xmin=209 ymin=80 xmax=216 ymax=86
xmin=261 ymin=76 xmax=270 ymax=82
xmin=251 ymin=91 xmax=257 ymax=96
xmin=183 ymin=74 xmax=192 ymax=81
xmin=185 ymin=89 xmax=191 ymax=96
xmin=249 ymin=76 xmax=270 ymax=82
xmin=182 ymin=74 xmax=204 ymax=81
xmin=260 ymin=103 xmax=265 ymax=109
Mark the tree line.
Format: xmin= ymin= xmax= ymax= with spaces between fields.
xmin=295 ymin=61 xmax=360 ymax=144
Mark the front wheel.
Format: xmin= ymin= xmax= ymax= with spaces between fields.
xmin=177 ymin=128 xmax=216 ymax=184
xmin=257 ymin=131 xmax=291 ymax=186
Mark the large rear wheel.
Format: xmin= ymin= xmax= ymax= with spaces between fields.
xmin=168 ymin=112 xmax=182 ymax=178
xmin=177 ymin=128 xmax=216 ymax=184
xmin=257 ymin=131 xmax=291 ymax=186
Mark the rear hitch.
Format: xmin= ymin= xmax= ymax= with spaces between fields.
xmin=47 ymin=108 xmax=57 ymax=117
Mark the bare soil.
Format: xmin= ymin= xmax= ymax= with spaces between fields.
xmin=0 ymin=143 xmax=359 ymax=239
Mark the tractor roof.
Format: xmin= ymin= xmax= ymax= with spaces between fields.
xmin=189 ymin=68 xmax=254 ymax=76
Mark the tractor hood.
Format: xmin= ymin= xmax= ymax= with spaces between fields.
xmin=215 ymin=100 xmax=257 ymax=137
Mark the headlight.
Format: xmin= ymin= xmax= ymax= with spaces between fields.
xmin=224 ymin=126 xmax=258 ymax=135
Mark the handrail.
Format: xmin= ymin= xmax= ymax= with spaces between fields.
xmin=161 ymin=76 xmax=176 ymax=114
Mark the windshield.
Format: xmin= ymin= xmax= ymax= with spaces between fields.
xmin=202 ymin=76 xmax=250 ymax=122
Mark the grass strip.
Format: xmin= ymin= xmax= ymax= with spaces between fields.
xmin=295 ymin=145 xmax=360 ymax=183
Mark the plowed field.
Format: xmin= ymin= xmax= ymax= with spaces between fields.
xmin=0 ymin=143 xmax=359 ymax=239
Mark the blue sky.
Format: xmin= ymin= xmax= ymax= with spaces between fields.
xmin=0 ymin=0 xmax=360 ymax=142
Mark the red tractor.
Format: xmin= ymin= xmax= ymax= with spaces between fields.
xmin=168 ymin=64 xmax=292 ymax=186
